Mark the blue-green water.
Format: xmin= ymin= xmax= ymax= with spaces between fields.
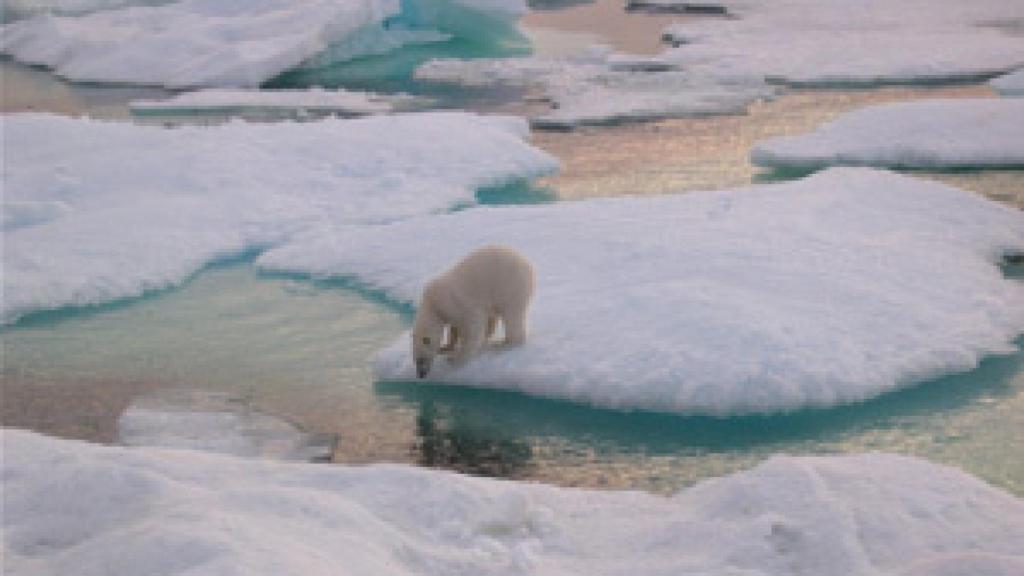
xmin=4 ymin=259 xmax=1022 ymax=494
xmin=2 ymin=2 xmax=1022 ymax=496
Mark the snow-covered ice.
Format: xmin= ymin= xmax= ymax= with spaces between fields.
xmin=751 ymin=99 xmax=1024 ymax=171
xmin=259 ymin=168 xmax=1024 ymax=415
xmin=4 ymin=428 xmax=1024 ymax=576
xmin=416 ymin=48 xmax=774 ymax=128
xmin=661 ymin=0 xmax=1024 ymax=86
xmin=0 ymin=0 xmax=528 ymax=87
xmin=129 ymin=87 xmax=430 ymax=117
xmin=0 ymin=112 xmax=557 ymax=325
xmin=991 ymin=68 xmax=1024 ymax=98
xmin=1 ymin=0 xmax=170 ymax=20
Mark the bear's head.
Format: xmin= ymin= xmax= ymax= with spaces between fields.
xmin=412 ymin=311 xmax=444 ymax=378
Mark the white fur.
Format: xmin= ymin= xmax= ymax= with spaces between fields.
xmin=412 ymin=245 xmax=534 ymax=377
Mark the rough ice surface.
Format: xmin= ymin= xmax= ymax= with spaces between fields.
xmin=5 ymin=429 xmax=1024 ymax=576
xmin=416 ymin=48 xmax=775 ymax=128
xmin=0 ymin=0 xmax=527 ymax=87
xmin=1 ymin=0 xmax=171 ymax=20
xmin=0 ymin=112 xmax=557 ymax=325
xmin=118 ymin=391 xmax=334 ymax=461
xmin=991 ymin=68 xmax=1024 ymax=97
xmin=129 ymin=87 xmax=431 ymax=117
xmin=751 ymin=99 xmax=1024 ymax=171
xmin=259 ymin=169 xmax=1024 ymax=415
xmin=661 ymin=0 xmax=1024 ymax=86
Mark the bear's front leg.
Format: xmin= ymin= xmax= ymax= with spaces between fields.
xmin=448 ymin=314 xmax=486 ymax=366
xmin=440 ymin=325 xmax=459 ymax=353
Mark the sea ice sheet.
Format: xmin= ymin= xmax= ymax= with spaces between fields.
xmin=661 ymin=0 xmax=1024 ymax=86
xmin=416 ymin=48 xmax=774 ymax=128
xmin=0 ymin=112 xmax=557 ymax=325
xmin=751 ymin=99 xmax=1024 ymax=171
xmin=4 ymin=429 xmax=1024 ymax=576
xmin=129 ymin=87 xmax=430 ymax=117
xmin=259 ymin=168 xmax=1024 ymax=415
xmin=0 ymin=0 xmax=528 ymax=87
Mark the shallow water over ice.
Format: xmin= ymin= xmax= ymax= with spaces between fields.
xmin=4 ymin=261 xmax=1023 ymax=495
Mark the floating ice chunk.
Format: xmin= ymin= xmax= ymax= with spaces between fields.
xmin=0 ymin=0 xmax=528 ymax=87
xmin=991 ymin=69 xmax=1024 ymax=98
xmin=1 ymin=112 xmax=557 ymax=325
xmin=129 ymin=87 xmax=431 ymax=118
xmin=118 ymin=391 xmax=334 ymax=461
xmin=5 ymin=429 xmax=1024 ymax=576
xmin=416 ymin=53 xmax=773 ymax=128
xmin=751 ymin=99 xmax=1024 ymax=171
xmin=625 ymin=0 xmax=730 ymax=15
xmin=259 ymin=168 xmax=1024 ymax=415
xmin=661 ymin=0 xmax=1024 ymax=86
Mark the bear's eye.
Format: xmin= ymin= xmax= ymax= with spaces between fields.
xmin=422 ymin=337 xmax=430 ymax=345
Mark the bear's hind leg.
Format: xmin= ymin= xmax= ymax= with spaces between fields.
xmin=485 ymin=315 xmax=498 ymax=341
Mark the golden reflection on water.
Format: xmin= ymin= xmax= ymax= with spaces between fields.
xmin=531 ymin=84 xmax=1014 ymax=202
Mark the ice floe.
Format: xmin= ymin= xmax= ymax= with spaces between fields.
xmin=118 ymin=391 xmax=335 ymax=461
xmin=751 ymin=99 xmax=1024 ymax=171
xmin=991 ymin=68 xmax=1024 ymax=97
xmin=661 ymin=0 xmax=1024 ymax=86
xmin=416 ymin=47 xmax=774 ymax=128
xmin=1 ymin=0 xmax=170 ymax=20
xmin=129 ymin=87 xmax=431 ymax=118
xmin=5 ymin=428 xmax=1024 ymax=575
xmin=259 ymin=168 xmax=1024 ymax=415
xmin=0 ymin=112 xmax=557 ymax=325
xmin=0 ymin=0 xmax=528 ymax=87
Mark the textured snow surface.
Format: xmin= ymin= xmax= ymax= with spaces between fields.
xmin=991 ymin=68 xmax=1024 ymax=97
xmin=751 ymin=99 xmax=1024 ymax=171
xmin=259 ymin=169 xmax=1024 ymax=415
xmin=0 ymin=0 xmax=527 ymax=87
xmin=416 ymin=47 xmax=775 ymax=128
xmin=661 ymin=0 xmax=1024 ymax=86
xmin=129 ymin=87 xmax=429 ymax=116
xmin=0 ymin=113 xmax=557 ymax=324
xmin=4 ymin=429 xmax=1024 ymax=576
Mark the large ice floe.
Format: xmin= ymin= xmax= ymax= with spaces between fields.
xmin=0 ymin=0 xmax=528 ymax=87
xmin=415 ymin=46 xmax=775 ymax=129
xmin=751 ymin=99 xmax=1024 ymax=171
xmin=0 ymin=112 xmax=557 ymax=325
xmin=5 ymin=428 xmax=1024 ymax=576
xmin=259 ymin=168 xmax=1024 ymax=416
xmin=660 ymin=0 xmax=1024 ymax=86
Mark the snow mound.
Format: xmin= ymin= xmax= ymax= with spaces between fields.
xmin=259 ymin=168 xmax=1024 ymax=415
xmin=661 ymin=0 xmax=1024 ymax=86
xmin=4 ymin=428 xmax=1024 ymax=576
xmin=0 ymin=0 xmax=527 ymax=87
xmin=991 ymin=69 xmax=1024 ymax=98
xmin=0 ymin=112 xmax=557 ymax=325
xmin=129 ymin=87 xmax=430 ymax=117
xmin=751 ymin=99 xmax=1024 ymax=171
xmin=416 ymin=48 xmax=774 ymax=129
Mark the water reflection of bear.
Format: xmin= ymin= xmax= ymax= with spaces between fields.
xmin=414 ymin=400 xmax=533 ymax=478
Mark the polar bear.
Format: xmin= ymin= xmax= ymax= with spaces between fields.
xmin=412 ymin=245 xmax=535 ymax=378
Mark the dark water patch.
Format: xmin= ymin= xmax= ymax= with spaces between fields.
xmin=475 ymin=180 xmax=558 ymax=206
xmin=415 ymin=399 xmax=534 ymax=478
